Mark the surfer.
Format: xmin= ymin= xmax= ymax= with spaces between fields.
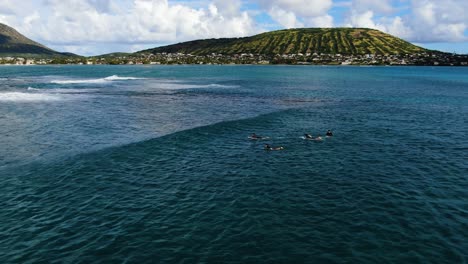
xmin=251 ymin=133 xmax=261 ymax=139
xmin=250 ymin=133 xmax=268 ymax=140
xmin=304 ymin=133 xmax=321 ymax=140
xmin=264 ymin=144 xmax=284 ymax=151
xmin=326 ymin=130 xmax=333 ymax=137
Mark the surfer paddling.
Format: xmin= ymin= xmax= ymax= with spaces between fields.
xmin=303 ymin=133 xmax=322 ymax=141
xmin=264 ymin=144 xmax=284 ymax=151
xmin=249 ymin=133 xmax=269 ymax=140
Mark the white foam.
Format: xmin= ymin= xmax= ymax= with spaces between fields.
xmin=158 ymin=83 xmax=239 ymax=90
xmin=104 ymin=75 xmax=142 ymax=81
xmin=51 ymin=79 xmax=107 ymax=84
xmin=206 ymin=84 xmax=238 ymax=88
xmin=28 ymin=85 xmax=98 ymax=93
xmin=42 ymin=88 xmax=98 ymax=94
xmin=0 ymin=92 xmax=62 ymax=102
xmin=50 ymin=75 xmax=144 ymax=84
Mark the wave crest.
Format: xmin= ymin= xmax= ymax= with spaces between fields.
xmin=0 ymin=92 xmax=62 ymax=102
xmin=50 ymin=75 xmax=143 ymax=84
xmin=159 ymin=83 xmax=239 ymax=90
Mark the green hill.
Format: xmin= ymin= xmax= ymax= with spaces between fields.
xmin=90 ymin=52 xmax=132 ymax=58
xmin=140 ymin=28 xmax=429 ymax=56
xmin=0 ymin=23 xmax=76 ymax=57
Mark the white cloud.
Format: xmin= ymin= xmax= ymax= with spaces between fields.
xmin=258 ymin=0 xmax=334 ymax=28
xmin=0 ymin=0 xmax=14 ymax=14
xmin=344 ymin=0 xmax=468 ymax=43
xmin=346 ymin=10 xmax=379 ymax=29
xmin=384 ymin=16 xmax=413 ymax=40
xmin=407 ymin=0 xmax=467 ymax=42
xmin=268 ymin=7 xmax=304 ymax=28
xmin=306 ymin=15 xmax=334 ymax=27
xmin=267 ymin=0 xmax=333 ymax=17
xmin=0 ymin=0 xmax=258 ymax=55
xmin=344 ymin=0 xmax=400 ymax=31
xmin=0 ymin=0 xmax=467 ymax=55
xmin=85 ymin=0 xmax=117 ymax=13
xmin=211 ymin=0 xmax=241 ymax=18
xmin=349 ymin=0 xmax=394 ymax=14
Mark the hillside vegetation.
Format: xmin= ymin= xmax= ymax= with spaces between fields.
xmin=141 ymin=28 xmax=428 ymax=55
xmin=0 ymin=23 xmax=75 ymax=57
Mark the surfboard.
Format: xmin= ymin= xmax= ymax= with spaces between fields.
xmin=265 ymin=147 xmax=284 ymax=151
xmin=302 ymin=136 xmax=322 ymax=141
xmin=249 ymin=136 xmax=270 ymax=140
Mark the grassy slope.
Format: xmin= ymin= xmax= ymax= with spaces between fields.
xmin=0 ymin=23 xmax=77 ymax=57
xmin=141 ymin=28 xmax=429 ymax=55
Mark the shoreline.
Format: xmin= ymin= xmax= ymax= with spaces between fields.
xmin=1 ymin=63 xmax=467 ymax=67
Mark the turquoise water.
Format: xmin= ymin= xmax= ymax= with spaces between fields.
xmin=1 ymin=65 xmax=467 ymax=263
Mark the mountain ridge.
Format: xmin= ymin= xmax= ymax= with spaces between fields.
xmin=0 ymin=23 xmax=76 ymax=57
xmin=2 ymin=24 xmax=465 ymax=66
xmin=139 ymin=28 xmax=431 ymax=56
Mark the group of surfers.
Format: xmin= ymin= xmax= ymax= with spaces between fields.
xmin=250 ymin=130 xmax=333 ymax=151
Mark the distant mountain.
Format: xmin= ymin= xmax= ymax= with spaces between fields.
xmin=140 ymin=28 xmax=430 ymax=56
xmin=90 ymin=52 xmax=132 ymax=58
xmin=0 ymin=23 xmax=76 ymax=57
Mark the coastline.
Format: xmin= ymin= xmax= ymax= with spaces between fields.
xmin=1 ymin=51 xmax=468 ymax=67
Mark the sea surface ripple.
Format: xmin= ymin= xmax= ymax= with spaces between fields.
xmin=0 ymin=65 xmax=467 ymax=263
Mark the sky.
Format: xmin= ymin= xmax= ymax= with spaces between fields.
xmin=0 ymin=0 xmax=467 ymax=56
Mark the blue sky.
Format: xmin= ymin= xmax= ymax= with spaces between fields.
xmin=0 ymin=0 xmax=467 ymax=56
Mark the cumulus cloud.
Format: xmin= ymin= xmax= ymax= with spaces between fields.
xmin=266 ymin=0 xmax=333 ymax=17
xmin=268 ymin=7 xmax=304 ymax=28
xmin=0 ymin=0 xmax=258 ymax=55
xmin=211 ymin=0 xmax=242 ymax=18
xmin=382 ymin=16 xmax=413 ymax=40
xmin=349 ymin=0 xmax=395 ymax=14
xmin=0 ymin=0 xmax=467 ymax=55
xmin=345 ymin=0 xmax=468 ymax=43
xmin=306 ymin=15 xmax=334 ymax=28
xmin=258 ymin=0 xmax=334 ymax=28
xmin=344 ymin=0 xmax=403 ymax=32
xmin=407 ymin=0 xmax=467 ymax=42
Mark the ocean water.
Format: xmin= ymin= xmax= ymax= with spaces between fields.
xmin=0 ymin=65 xmax=467 ymax=263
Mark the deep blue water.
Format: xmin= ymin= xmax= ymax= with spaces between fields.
xmin=0 ymin=65 xmax=467 ymax=263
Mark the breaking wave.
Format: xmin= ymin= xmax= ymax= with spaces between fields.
xmin=0 ymin=92 xmax=62 ymax=102
xmin=50 ymin=75 xmax=144 ymax=84
xmin=158 ymin=83 xmax=239 ymax=90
